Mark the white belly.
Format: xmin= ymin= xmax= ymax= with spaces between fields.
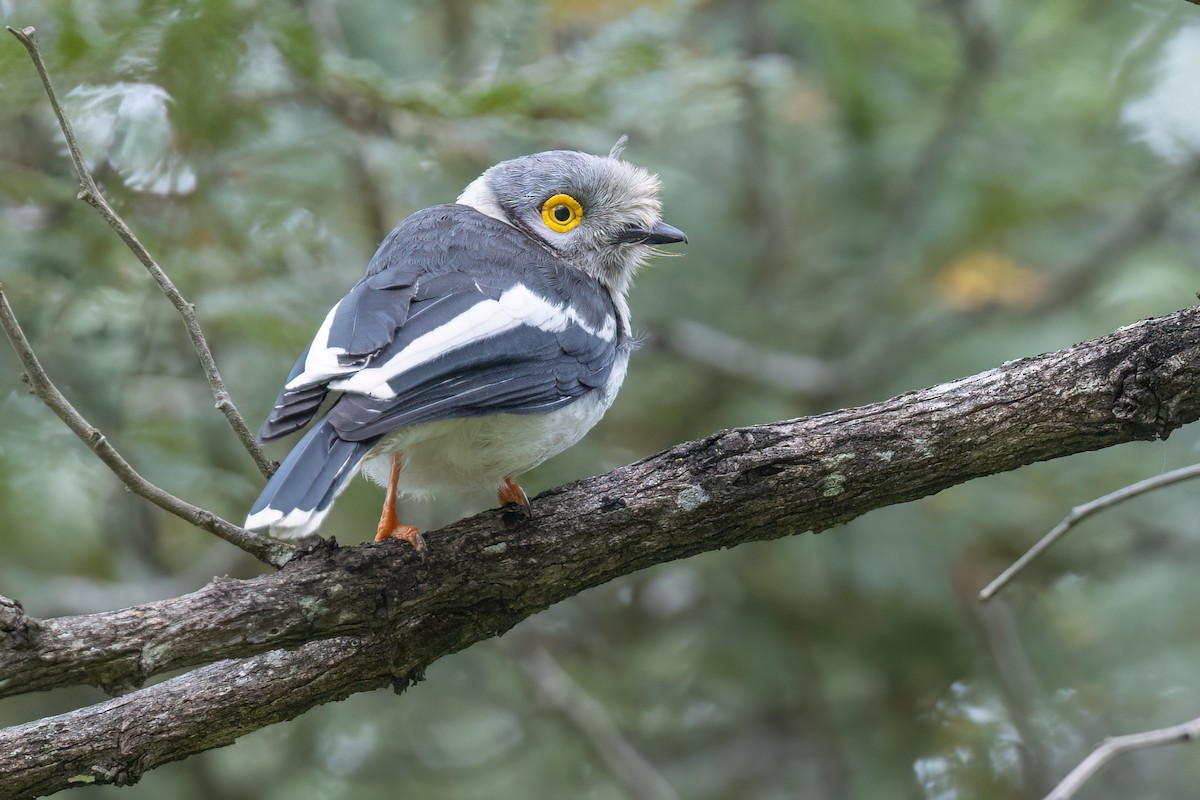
xmin=359 ymin=381 xmax=620 ymax=498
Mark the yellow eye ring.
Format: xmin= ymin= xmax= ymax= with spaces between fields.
xmin=541 ymin=193 xmax=584 ymax=233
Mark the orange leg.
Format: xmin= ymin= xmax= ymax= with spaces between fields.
xmin=497 ymin=475 xmax=532 ymax=517
xmin=374 ymin=452 xmax=426 ymax=551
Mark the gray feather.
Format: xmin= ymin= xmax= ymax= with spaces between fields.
xmin=247 ymin=419 xmax=378 ymax=525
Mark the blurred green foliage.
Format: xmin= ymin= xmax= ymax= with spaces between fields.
xmin=2 ymin=0 xmax=1200 ymax=798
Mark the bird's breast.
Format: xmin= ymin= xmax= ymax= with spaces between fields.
xmin=360 ymin=351 xmax=629 ymax=497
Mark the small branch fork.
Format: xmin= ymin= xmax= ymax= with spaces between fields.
xmin=5 ymin=25 xmax=275 ymax=479
xmin=1044 ymin=716 xmax=1200 ymax=800
xmin=980 ymin=432 xmax=1200 ymax=800
xmin=979 ymin=462 xmax=1200 ymax=600
xmin=0 ymin=288 xmax=293 ymax=568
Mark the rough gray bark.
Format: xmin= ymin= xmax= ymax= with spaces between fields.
xmin=2 ymin=306 xmax=1200 ymax=798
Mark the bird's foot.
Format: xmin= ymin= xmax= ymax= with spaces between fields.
xmin=374 ymin=523 xmax=427 ymax=552
xmin=497 ymin=476 xmax=532 ymax=518
xmin=374 ymin=451 xmax=425 ymax=552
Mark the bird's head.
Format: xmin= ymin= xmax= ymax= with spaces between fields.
xmin=456 ymin=147 xmax=687 ymax=294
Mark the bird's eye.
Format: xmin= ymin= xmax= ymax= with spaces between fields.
xmin=541 ymin=193 xmax=583 ymax=233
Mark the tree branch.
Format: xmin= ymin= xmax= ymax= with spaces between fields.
xmin=979 ymin=460 xmax=1200 ymax=600
xmin=2 ymin=305 xmax=1200 ymax=796
xmin=3 ymin=635 xmax=402 ymax=795
xmin=1044 ymin=715 xmax=1200 ymax=800
xmin=0 ymin=286 xmax=293 ymax=569
xmin=5 ymin=25 xmax=275 ymax=479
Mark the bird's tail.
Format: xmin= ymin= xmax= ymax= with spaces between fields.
xmin=244 ymin=420 xmax=378 ymax=539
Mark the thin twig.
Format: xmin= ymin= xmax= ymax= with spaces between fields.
xmin=0 ymin=286 xmax=293 ymax=568
xmin=5 ymin=25 xmax=274 ymax=479
xmin=979 ymin=462 xmax=1200 ymax=601
xmin=1044 ymin=716 xmax=1200 ymax=800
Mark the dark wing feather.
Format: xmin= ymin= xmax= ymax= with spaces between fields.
xmin=258 ymin=204 xmax=622 ymax=444
xmin=327 ymin=313 xmax=616 ymax=441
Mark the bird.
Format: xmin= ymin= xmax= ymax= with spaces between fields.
xmin=244 ymin=146 xmax=686 ymax=549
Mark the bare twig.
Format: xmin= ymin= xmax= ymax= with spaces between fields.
xmin=1044 ymin=716 xmax=1200 ymax=800
xmin=979 ymin=461 xmax=1200 ymax=601
xmin=513 ymin=642 xmax=678 ymax=800
xmin=0 ymin=286 xmax=293 ymax=568
xmin=5 ymin=25 xmax=274 ymax=479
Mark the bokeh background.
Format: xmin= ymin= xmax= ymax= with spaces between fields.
xmin=2 ymin=1 xmax=1200 ymax=798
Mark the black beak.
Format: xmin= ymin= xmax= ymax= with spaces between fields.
xmin=615 ymin=221 xmax=688 ymax=245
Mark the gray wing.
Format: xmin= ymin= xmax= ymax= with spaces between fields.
xmin=258 ymin=205 xmax=621 ymax=444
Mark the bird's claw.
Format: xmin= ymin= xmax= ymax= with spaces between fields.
xmin=498 ymin=476 xmax=532 ymax=518
xmin=374 ymin=523 xmax=427 ymax=553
